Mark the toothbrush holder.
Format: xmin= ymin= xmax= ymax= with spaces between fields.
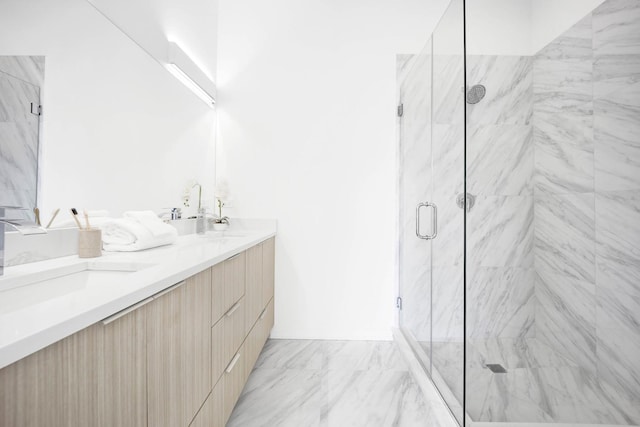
xmin=78 ymin=228 xmax=102 ymax=258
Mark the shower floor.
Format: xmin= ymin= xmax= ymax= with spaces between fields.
xmin=421 ymin=338 xmax=640 ymax=425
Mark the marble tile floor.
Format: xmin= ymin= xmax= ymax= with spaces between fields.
xmin=425 ymin=338 xmax=640 ymax=425
xmin=226 ymin=339 xmax=450 ymax=427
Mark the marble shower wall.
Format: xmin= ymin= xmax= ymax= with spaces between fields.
xmin=532 ymin=0 xmax=640 ymax=409
xmin=0 ymin=56 xmax=44 ymax=217
xmin=465 ymin=55 xmax=536 ymax=340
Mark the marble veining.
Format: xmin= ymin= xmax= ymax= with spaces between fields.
xmin=593 ymin=88 xmax=640 ymax=192
xmin=432 ymin=54 xmax=465 ymax=125
xmin=466 ymin=267 xmax=535 ymax=339
xmin=227 ymin=340 xmax=449 ymax=427
xmin=0 ymin=56 xmax=45 ymax=87
xmin=466 ymin=56 xmax=533 ymax=125
xmin=534 ymin=111 xmax=594 ymax=195
xmin=534 ymin=192 xmax=596 ymax=282
xmin=530 ymin=1 xmax=640 ymax=423
xmin=593 ymin=0 xmax=640 ymax=56
xmin=536 ymin=271 xmax=597 ymax=372
xmin=467 ymin=124 xmax=533 ymax=196
xmin=467 ymin=195 xmax=534 ymax=269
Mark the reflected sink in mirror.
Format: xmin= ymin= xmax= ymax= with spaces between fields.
xmin=0 ymin=260 xmax=156 ymax=294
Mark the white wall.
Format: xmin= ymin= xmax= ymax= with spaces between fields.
xmin=466 ymin=0 xmax=607 ymax=56
xmin=466 ymin=0 xmax=532 ymax=55
xmin=87 ymin=0 xmax=218 ymax=82
xmin=531 ymin=0 xmax=605 ymax=53
xmin=217 ymin=0 xmax=449 ymax=340
xmin=0 ymin=0 xmax=216 ymax=218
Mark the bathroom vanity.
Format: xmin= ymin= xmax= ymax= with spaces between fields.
xmin=0 ymin=228 xmax=275 ymax=427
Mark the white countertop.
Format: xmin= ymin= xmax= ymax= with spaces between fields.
xmin=0 ymin=224 xmax=276 ymax=369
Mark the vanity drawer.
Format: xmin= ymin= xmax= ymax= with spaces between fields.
xmin=222 ymin=296 xmax=246 ymax=370
xmin=211 ymin=263 xmax=225 ymax=325
xmin=223 ymin=252 xmax=246 ymax=313
xmin=244 ymin=299 xmax=274 ymax=376
xmin=222 ymin=347 xmax=246 ymax=425
xmin=244 ymin=243 xmax=263 ymax=336
xmin=189 ymin=378 xmax=224 ymax=427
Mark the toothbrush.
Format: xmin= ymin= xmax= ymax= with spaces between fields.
xmin=83 ymin=210 xmax=91 ymax=229
xmin=70 ymin=208 xmax=83 ymax=229
xmin=33 ymin=207 xmax=41 ymax=226
xmin=46 ymin=208 xmax=60 ymax=228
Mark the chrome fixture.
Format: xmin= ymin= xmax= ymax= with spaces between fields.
xmin=169 ymin=208 xmax=182 ymax=220
xmin=456 ymin=192 xmax=476 ymax=212
xmin=416 ymin=202 xmax=438 ymax=240
xmin=0 ymin=206 xmax=47 ymax=276
xmin=466 ymin=84 xmax=486 ymax=104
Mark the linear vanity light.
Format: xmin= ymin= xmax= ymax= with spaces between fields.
xmin=166 ymin=42 xmax=216 ymax=107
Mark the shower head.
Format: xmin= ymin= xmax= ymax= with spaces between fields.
xmin=466 ymin=84 xmax=486 ymax=104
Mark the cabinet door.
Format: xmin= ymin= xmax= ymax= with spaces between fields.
xmin=223 ymin=296 xmax=246 ymax=366
xmin=183 ymin=268 xmax=213 ymax=423
xmin=244 ymin=298 xmax=275 ymax=379
xmin=147 ymin=283 xmax=186 ymax=427
xmin=99 ymin=306 xmax=148 ymax=427
xmin=0 ymin=335 xmax=66 ymax=427
xmin=245 ymin=243 xmax=263 ymax=335
xmin=261 ymin=238 xmax=275 ymax=309
xmin=147 ymin=269 xmax=213 ymax=427
xmin=224 ymin=252 xmax=246 ymax=312
xmin=0 ymin=305 xmax=147 ymax=427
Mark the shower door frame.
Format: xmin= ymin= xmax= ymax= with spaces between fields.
xmin=397 ymin=0 xmax=468 ymax=425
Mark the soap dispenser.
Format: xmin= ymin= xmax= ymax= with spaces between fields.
xmin=196 ymin=208 xmax=206 ymax=234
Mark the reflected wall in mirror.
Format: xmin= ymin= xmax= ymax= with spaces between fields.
xmin=0 ymin=0 xmax=216 ymax=219
xmin=0 ymin=56 xmax=44 ymax=220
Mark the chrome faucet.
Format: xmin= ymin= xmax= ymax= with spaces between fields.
xmin=0 ymin=206 xmax=47 ymax=276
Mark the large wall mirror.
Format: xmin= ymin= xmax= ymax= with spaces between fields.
xmin=0 ymin=56 xmax=44 ymax=220
xmin=0 ymin=0 xmax=216 ymax=224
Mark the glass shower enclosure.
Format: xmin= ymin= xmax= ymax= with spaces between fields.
xmin=398 ymin=0 xmax=640 ymax=425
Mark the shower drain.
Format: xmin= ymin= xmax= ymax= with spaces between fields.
xmin=485 ymin=364 xmax=507 ymax=373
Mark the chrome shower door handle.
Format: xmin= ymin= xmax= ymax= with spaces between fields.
xmin=416 ymin=202 xmax=437 ymax=240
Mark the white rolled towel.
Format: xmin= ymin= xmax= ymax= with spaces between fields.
xmin=102 ymin=212 xmax=177 ymax=252
xmin=123 ymin=211 xmax=170 ymax=237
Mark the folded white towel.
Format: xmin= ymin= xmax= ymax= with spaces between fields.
xmin=102 ymin=216 xmax=177 ymax=252
xmin=123 ymin=211 xmax=171 ymax=238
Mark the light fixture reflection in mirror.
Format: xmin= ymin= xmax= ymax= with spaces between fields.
xmin=166 ymin=42 xmax=215 ymax=107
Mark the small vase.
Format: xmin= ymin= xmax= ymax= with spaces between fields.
xmin=213 ymin=222 xmax=228 ymax=231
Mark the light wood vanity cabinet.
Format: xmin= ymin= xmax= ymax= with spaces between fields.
xmin=0 ymin=237 xmax=275 ymax=427
xmin=0 ymin=303 xmax=147 ymax=427
xmin=262 ymin=237 xmax=275 ymax=308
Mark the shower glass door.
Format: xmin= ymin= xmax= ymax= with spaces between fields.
xmin=398 ymin=0 xmax=466 ymax=424
xmin=397 ymin=33 xmax=434 ymax=375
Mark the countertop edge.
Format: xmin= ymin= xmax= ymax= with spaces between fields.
xmin=0 ymin=230 xmax=276 ymax=370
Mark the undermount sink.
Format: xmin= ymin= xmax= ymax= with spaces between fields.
xmin=206 ymin=231 xmax=249 ymax=239
xmin=0 ymin=260 xmax=156 ymax=293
